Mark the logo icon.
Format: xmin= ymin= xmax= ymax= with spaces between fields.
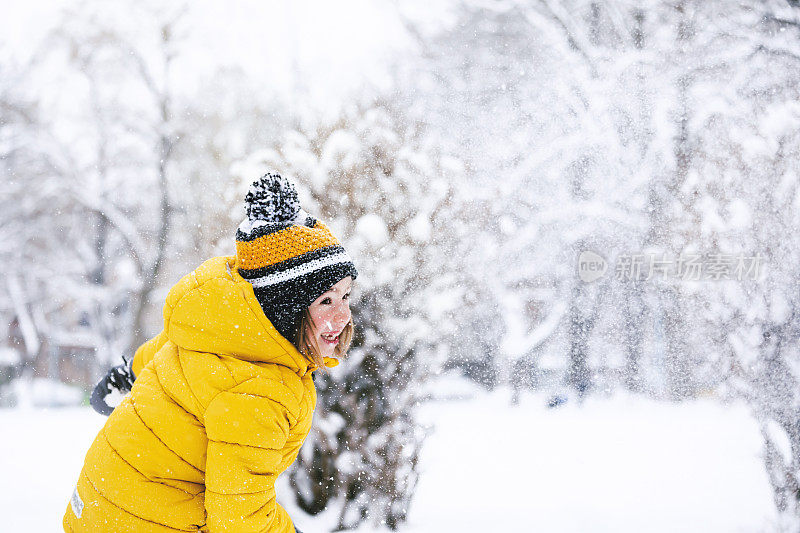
xmin=71 ymin=486 xmax=84 ymax=518
xmin=578 ymin=250 xmax=607 ymax=283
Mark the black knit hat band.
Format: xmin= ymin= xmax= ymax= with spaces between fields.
xmin=245 ymin=262 xmax=357 ymax=343
xmin=235 ymin=173 xmax=358 ymax=345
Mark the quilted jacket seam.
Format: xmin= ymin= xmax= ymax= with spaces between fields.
xmin=203 ymin=376 xmax=300 ymax=425
xmin=173 ymin=349 xmax=207 ymax=417
xmin=129 ymin=397 xmax=205 ymax=476
xmin=206 ymin=487 xmax=279 ymax=498
xmin=82 ymin=469 xmax=197 ymax=532
xmin=206 ymin=437 xmax=282 ymax=451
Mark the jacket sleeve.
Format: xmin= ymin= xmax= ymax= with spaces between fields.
xmin=131 ymin=330 xmax=169 ymax=377
xmin=204 ymin=378 xmax=299 ymax=533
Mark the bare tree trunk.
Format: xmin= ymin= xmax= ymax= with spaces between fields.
xmin=662 ymin=287 xmax=694 ymax=399
xmin=665 ymin=2 xmax=696 ymax=400
xmin=567 ymin=288 xmax=593 ymax=398
xmin=753 ymin=321 xmax=800 ymax=519
xmin=623 ymin=281 xmax=645 ymax=393
xmin=567 ymin=240 xmax=599 ymax=398
xmin=761 ymin=425 xmax=800 ymax=516
xmin=639 ymin=0 xmax=697 ymax=400
xmin=88 ymin=74 xmax=114 ymax=376
xmin=128 ymin=129 xmax=172 ymax=355
xmin=619 ymin=7 xmax=648 ymax=394
xmin=127 ymin=24 xmax=176 ymax=355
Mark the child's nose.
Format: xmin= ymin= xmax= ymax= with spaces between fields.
xmin=334 ymin=302 xmax=351 ymax=324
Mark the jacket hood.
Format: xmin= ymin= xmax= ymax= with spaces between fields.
xmin=161 ymin=256 xmax=338 ymax=376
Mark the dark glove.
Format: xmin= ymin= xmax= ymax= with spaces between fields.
xmin=90 ymin=358 xmax=136 ymax=416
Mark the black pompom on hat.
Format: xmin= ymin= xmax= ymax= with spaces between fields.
xmin=235 ymin=173 xmax=358 ymax=345
xmin=244 ymin=173 xmax=300 ymax=222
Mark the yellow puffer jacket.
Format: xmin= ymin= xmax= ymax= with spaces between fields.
xmin=64 ymin=256 xmax=336 ymax=533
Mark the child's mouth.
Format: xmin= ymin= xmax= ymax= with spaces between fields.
xmin=321 ymin=332 xmax=340 ymax=345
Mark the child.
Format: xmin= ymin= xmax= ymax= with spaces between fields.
xmin=64 ymin=173 xmax=358 ymax=533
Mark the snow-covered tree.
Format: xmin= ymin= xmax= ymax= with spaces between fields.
xmin=397 ymin=0 xmax=670 ymax=395
xmin=47 ymin=1 xmax=193 ymax=357
xmin=0 ymin=52 xmax=51 ymax=380
xmin=231 ymin=97 xmax=460 ymax=530
xmin=680 ymin=0 xmax=800 ymax=520
xmin=0 ymin=1 xmax=205 ymax=392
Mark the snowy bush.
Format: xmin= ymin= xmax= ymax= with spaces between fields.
xmin=232 ymin=99 xmax=459 ymax=529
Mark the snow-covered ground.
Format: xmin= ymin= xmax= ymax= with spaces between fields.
xmin=404 ymin=389 xmax=779 ymax=533
xmin=0 ymin=384 xmax=779 ymax=532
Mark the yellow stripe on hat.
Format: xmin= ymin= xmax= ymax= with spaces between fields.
xmin=236 ymin=222 xmax=341 ymax=271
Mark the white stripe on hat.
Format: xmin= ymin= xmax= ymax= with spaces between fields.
xmin=248 ymin=251 xmax=354 ymax=289
xmin=238 ymin=208 xmax=313 ymax=236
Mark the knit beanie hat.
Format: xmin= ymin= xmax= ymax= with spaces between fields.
xmin=235 ymin=173 xmax=358 ymax=345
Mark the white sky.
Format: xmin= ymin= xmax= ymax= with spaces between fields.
xmin=1 ymin=0 xmax=417 ymax=110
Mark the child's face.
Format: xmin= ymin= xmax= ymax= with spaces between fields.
xmin=307 ymin=276 xmax=353 ymax=357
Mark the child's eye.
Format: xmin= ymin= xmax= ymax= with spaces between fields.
xmin=320 ymin=292 xmax=349 ymax=305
